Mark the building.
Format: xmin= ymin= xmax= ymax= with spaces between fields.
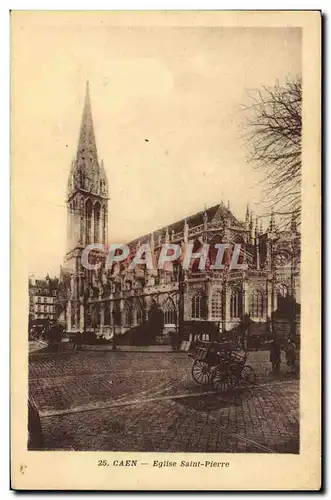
xmin=57 ymin=83 xmax=301 ymax=345
xmin=28 ymin=275 xmax=58 ymax=323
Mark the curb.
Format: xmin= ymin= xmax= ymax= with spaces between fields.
xmin=80 ymin=346 xmax=181 ymax=353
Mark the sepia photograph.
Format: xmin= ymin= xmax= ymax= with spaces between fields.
xmin=11 ymin=10 xmax=321 ymax=490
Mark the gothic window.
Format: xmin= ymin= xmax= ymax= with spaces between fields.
xmin=102 ymin=206 xmax=106 ymax=244
xmin=104 ymin=302 xmax=111 ymax=326
xmin=232 ymin=235 xmax=245 ymax=245
xmin=124 ymin=302 xmax=133 ymax=326
xmin=136 ymin=302 xmax=144 ymax=325
xmin=230 ymin=289 xmax=243 ymax=319
xmin=91 ymin=303 xmax=100 ymax=328
xmin=164 ymin=299 xmax=177 ymax=326
xmin=77 ymin=304 xmax=80 ymax=327
xmin=208 ymin=235 xmax=225 ymax=268
xmin=250 ymin=290 xmax=264 ymax=318
xmin=85 ymin=199 xmax=93 ymax=244
xmin=211 ymin=291 xmax=222 ymax=319
xmin=113 ymin=302 xmax=121 ymax=326
xmin=278 ymin=284 xmax=288 ymax=298
xmin=94 ymin=202 xmax=101 ymax=243
xmin=191 ymin=240 xmax=203 ymax=272
xmin=71 ymin=303 xmax=76 ymax=328
xmin=192 ymin=293 xmax=202 ymax=319
xmin=163 ymin=271 xmax=173 ymax=283
xmin=277 ymin=284 xmax=289 ymax=315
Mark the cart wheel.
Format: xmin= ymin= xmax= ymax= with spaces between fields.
xmin=191 ymin=360 xmax=211 ymax=385
xmin=241 ymin=365 xmax=256 ymax=386
xmin=211 ymin=368 xmax=235 ymax=392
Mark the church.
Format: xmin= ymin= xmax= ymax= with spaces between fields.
xmin=57 ymin=83 xmax=301 ymax=345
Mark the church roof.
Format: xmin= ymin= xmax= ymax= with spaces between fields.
xmin=128 ymin=202 xmax=245 ymax=248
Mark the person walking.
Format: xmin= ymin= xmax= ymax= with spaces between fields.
xmin=269 ymin=338 xmax=281 ymax=374
xmin=72 ymin=330 xmax=82 ymax=354
xmin=241 ymin=313 xmax=250 ymax=351
xmin=285 ymin=338 xmax=296 ymax=373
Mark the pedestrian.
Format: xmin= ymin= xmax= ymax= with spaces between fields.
xmin=269 ymin=338 xmax=281 ymax=374
xmin=241 ymin=313 xmax=250 ymax=350
xmin=72 ymin=331 xmax=82 ymax=354
xmin=54 ymin=321 xmax=64 ymax=354
xmin=170 ymin=331 xmax=176 ymax=351
xmin=285 ymin=338 xmax=296 ymax=373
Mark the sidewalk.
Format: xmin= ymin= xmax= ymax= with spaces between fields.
xmin=29 ymin=341 xmax=180 ymax=355
xmin=81 ymin=344 xmax=176 ymax=353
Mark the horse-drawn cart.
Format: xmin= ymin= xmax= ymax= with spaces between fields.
xmin=189 ymin=340 xmax=256 ymax=391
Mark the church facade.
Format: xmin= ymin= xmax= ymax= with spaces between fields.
xmin=57 ymin=84 xmax=301 ymax=345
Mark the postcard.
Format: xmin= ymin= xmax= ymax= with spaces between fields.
xmin=11 ymin=10 xmax=321 ymax=490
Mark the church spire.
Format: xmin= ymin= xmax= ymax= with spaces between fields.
xmin=67 ymin=82 xmax=108 ymax=201
xmin=76 ymin=81 xmax=98 ymax=165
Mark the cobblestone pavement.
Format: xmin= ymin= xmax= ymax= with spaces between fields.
xmin=29 ymin=350 xmax=299 ymax=453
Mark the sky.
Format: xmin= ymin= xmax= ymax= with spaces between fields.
xmin=12 ymin=15 xmax=302 ymax=277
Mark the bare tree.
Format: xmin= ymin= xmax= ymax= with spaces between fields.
xmin=243 ymin=78 xmax=302 ymax=227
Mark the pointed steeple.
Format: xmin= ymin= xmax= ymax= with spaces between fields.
xmin=150 ymin=232 xmax=155 ymax=250
xmin=183 ymin=219 xmax=189 ymax=243
xmin=203 ymin=206 xmax=208 ymax=230
xmin=245 ymin=204 xmax=250 ymax=231
xmin=255 ymin=216 xmax=259 ymax=237
xmin=269 ymin=209 xmax=276 ymax=233
xmin=165 ymin=226 xmax=170 ymax=243
xmin=77 ymin=81 xmax=98 ymax=165
xmin=249 ymin=211 xmax=254 ymax=243
xmin=245 ymin=204 xmax=250 ymax=223
xmin=67 ymin=82 xmax=108 ymax=201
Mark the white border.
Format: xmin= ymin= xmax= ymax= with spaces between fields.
xmin=4 ymin=2 xmax=326 ymax=498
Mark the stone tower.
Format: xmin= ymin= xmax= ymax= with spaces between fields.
xmin=65 ymin=82 xmax=109 ymax=332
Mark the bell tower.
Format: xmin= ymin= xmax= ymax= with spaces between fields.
xmin=66 ymin=81 xmax=109 ymax=258
xmin=65 ymin=82 xmax=109 ymax=332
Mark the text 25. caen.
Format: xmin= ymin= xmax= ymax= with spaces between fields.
xmin=98 ymin=460 xmax=230 ymax=468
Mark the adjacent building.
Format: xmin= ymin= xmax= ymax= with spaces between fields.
xmin=28 ymin=275 xmax=58 ymax=323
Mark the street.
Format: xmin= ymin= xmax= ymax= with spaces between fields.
xmin=29 ymin=349 xmax=299 ymax=453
